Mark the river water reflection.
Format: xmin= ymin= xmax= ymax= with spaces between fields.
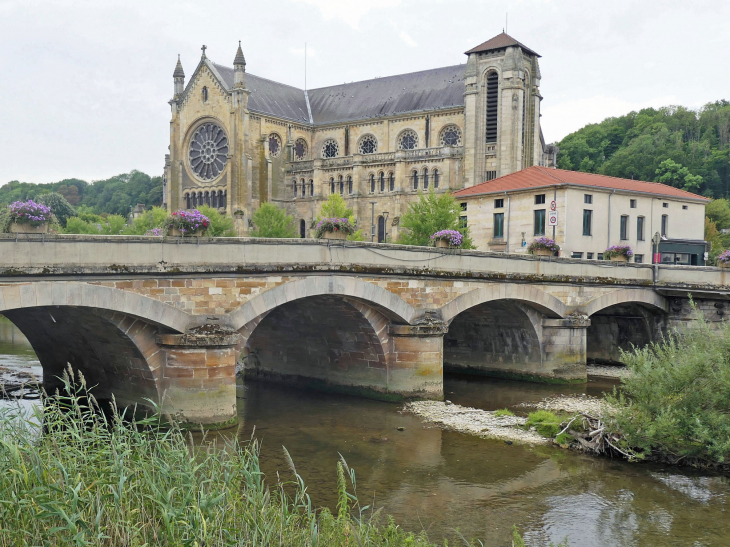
xmin=1 ymin=316 xmax=728 ymax=546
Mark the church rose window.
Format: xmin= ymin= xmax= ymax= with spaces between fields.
xmin=294 ymin=138 xmax=308 ymax=160
xmin=358 ymin=135 xmax=377 ymax=154
xmin=188 ymin=122 xmax=229 ymax=181
xmin=440 ymin=125 xmax=462 ymax=146
xmin=398 ymin=129 xmax=418 ymax=150
xmin=269 ymin=133 xmax=282 ymax=158
xmin=322 ymin=139 xmax=339 ymax=158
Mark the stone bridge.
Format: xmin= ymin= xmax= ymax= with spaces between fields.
xmin=2 ymin=234 xmax=729 ymax=428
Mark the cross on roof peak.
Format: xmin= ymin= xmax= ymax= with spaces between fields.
xmin=201 ymin=45 xmax=207 ymax=58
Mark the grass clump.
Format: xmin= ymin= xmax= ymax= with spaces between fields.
xmin=607 ymin=307 xmax=730 ymax=466
xmin=493 ymin=408 xmax=514 ymax=417
xmin=525 ymin=410 xmax=564 ymax=438
xmin=0 ymin=369 xmax=441 ymax=547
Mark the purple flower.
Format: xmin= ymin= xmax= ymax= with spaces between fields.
xmin=167 ymin=209 xmax=210 ymax=235
xmin=8 ymin=200 xmax=52 ymax=226
xmin=604 ymin=244 xmax=633 ymax=258
xmin=528 ymin=237 xmax=560 ymax=253
xmin=431 ymin=230 xmax=463 ymax=246
xmin=718 ymin=250 xmax=730 ymax=264
xmin=315 ymin=218 xmax=355 ymax=238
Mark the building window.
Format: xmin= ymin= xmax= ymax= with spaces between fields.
xmin=309 ymin=180 xmax=314 ymax=196
xmin=339 ymin=175 xmax=344 ymax=195
xmin=330 ymin=177 xmax=335 ymax=194
xmin=493 ymin=213 xmax=504 ymax=238
xmin=485 ymin=71 xmax=498 ymax=143
xmin=412 ymin=170 xmax=419 ymax=190
xmin=634 ymin=254 xmax=644 ymax=263
xmin=620 ymin=215 xmax=629 ymax=240
xmin=460 ymin=216 xmax=468 ymax=229
xmin=423 ymin=168 xmax=429 ymax=189
xmin=377 ymin=216 xmax=385 ymax=243
xmin=534 ymin=209 xmax=546 ymax=235
xmin=485 ymin=170 xmax=497 ymax=181
xmin=293 ymin=179 xmax=298 ymax=197
xmin=583 ymin=210 xmax=592 ymax=236
xmin=370 ymin=174 xmax=375 ymax=193
xmin=661 ymin=214 xmax=668 ymax=236
xmin=494 ymin=198 xmax=504 ymax=209
xmin=682 ymin=205 xmax=688 ymax=210
xmin=571 ymin=252 xmax=583 ymax=259
xmin=347 ymin=176 xmax=353 ymax=194
xmin=663 ymin=202 xmax=669 ymax=208
xmin=433 ymin=169 xmax=440 ymax=188
xmin=637 ymin=216 xmax=645 ymax=240
xmin=379 ymin=172 xmax=385 ymax=192
xmin=322 ymin=139 xmax=339 ymax=158
xmin=460 ymin=202 xmax=467 ymax=211
xmin=440 ymin=125 xmax=462 ymax=146
xmin=294 ymin=138 xmax=308 ymax=160
xmin=268 ymin=133 xmax=282 ymax=158
xmin=584 ymin=194 xmax=592 ymax=204
xmin=398 ymin=129 xmax=418 ymax=150
xmin=185 ymin=193 xmax=191 ymax=209
xmin=300 ymin=219 xmax=306 ymax=238
xmin=358 ymin=135 xmax=377 ymax=154
xmin=597 ymin=253 xmax=604 ymax=260
xmin=587 ymin=252 xmax=594 ymax=259
xmin=630 ymin=199 xmax=637 ymax=208
xmin=388 ymin=172 xmax=394 ymax=191
xmin=301 ymin=178 xmax=306 ymax=197
xmin=535 ymin=194 xmax=546 ymax=205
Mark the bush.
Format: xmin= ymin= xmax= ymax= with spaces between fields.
xmin=526 ymin=410 xmax=563 ymax=438
xmin=317 ymin=194 xmax=365 ymax=241
xmin=37 ymin=192 xmax=76 ymax=227
xmin=250 ymin=202 xmax=296 ymax=238
xmin=123 ymin=206 xmax=169 ymax=235
xmin=64 ymin=214 xmax=127 ymax=235
xmin=493 ymin=408 xmax=514 ymax=417
xmin=607 ymin=308 xmax=730 ymax=464
xmin=398 ymin=189 xmax=474 ymax=248
xmin=197 ymin=205 xmax=237 ymax=237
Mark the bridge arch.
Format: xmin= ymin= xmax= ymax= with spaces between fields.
xmin=228 ymin=275 xmax=416 ymax=330
xmin=439 ymin=284 xmax=567 ymax=324
xmin=582 ymin=288 xmax=668 ymax=317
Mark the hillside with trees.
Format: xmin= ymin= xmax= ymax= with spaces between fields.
xmin=0 ymin=170 xmax=162 ymax=216
xmin=556 ymin=101 xmax=730 ymax=198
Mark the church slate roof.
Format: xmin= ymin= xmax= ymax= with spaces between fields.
xmin=211 ymin=61 xmax=465 ymax=125
xmin=465 ymin=32 xmax=540 ymax=57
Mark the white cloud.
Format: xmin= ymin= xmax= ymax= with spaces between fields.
xmin=292 ymin=0 xmax=400 ymax=29
xmin=289 ymin=46 xmax=317 ymax=57
xmin=388 ymin=19 xmax=417 ymax=48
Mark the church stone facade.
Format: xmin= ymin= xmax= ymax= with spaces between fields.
xmin=163 ymin=33 xmax=553 ymax=239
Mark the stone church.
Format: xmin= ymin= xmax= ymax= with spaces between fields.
xmin=163 ymin=32 xmax=555 ymax=240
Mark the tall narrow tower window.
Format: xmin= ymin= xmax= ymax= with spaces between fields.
xmin=485 ymin=71 xmax=498 ymax=144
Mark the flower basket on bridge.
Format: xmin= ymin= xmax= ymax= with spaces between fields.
xmin=165 ymin=209 xmax=210 ymax=237
xmin=717 ymin=250 xmax=730 ymax=268
xmin=431 ymin=229 xmax=463 ymax=248
xmin=527 ymin=237 xmax=560 ymax=257
xmin=7 ymin=200 xmax=52 ymax=234
xmin=604 ymin=244 xmax=633 ymax=262
xmin=315 ymin=218 xmax=354 ymax=240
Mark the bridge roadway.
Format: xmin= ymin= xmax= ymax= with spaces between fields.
xmin=1 ymin=234 xmax=728 ymax=428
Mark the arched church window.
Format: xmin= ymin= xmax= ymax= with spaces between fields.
xmin=347 ymin=176 xmax=353 ymax=194
xmin=339 ymin=175 xmax=344 ymax=195
xmin=221 ymin=190 xmax=227 ymax=209
xmin=370 ymin=174 xmax=375 ymax=193
xmin=218 ymin=190 xmax=224 ymax=207
xmin=294 ymin=138 xmax=308 ymax=160
xmin=358 ymin=135 xmax=377 ymax=155
xmin=423 ymin=168 xmax=429 ymax=189
xmin=309 ymin=179 xmax=314 ymax=196
xmin=330 ymin=177 xmax=335 ymax=194
xmin=485 ymin=71 xmax=499 ymax=144
xmin=412 ymin=170 xmax=419 ymax=190
xmin=300 ymin=178 xmax=306 ymax=197
xmin=398 ymin=129 xmax=418 ymax=150
xmin=433 ymin=169 xmax=440 ymax=188
xmin=440 ymin=125 xmax=462 ymax=146
xmin=388 ymin=172 xmax=394 ymax=192
xmin=293 ymin=179 xmax=298 ymax=197
xmin=188 ymin=122 xmax=229 ymax=181
xmin=202 ymin=86 xmax=208 ymax=102
xmin=300 ymin=219 xmax=306 ymax=238
xmin=268 ymin=133 xmax=282 ymax=158
xmin=185 ymin=193 xmax=191 ymax=209
xmin=212 ymin=191 xmax=218 ymax=208
xmin=379 ymin=172 xmax=385 ymax=192
xmin=322 ymin=139 xmax=339 ymax=158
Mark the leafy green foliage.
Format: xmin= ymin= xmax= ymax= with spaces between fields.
xmin=557 ymin=101 xmax=730 ymax=197
xmin=398 ymin=189 xmax=474 ymax=248
xmin=36 ymin=192 xmax=76 ymax=227
xmin=196 ymin=205 xmax=236 ymax=237
xmin=706 ymin=198 xmax=730 ymax=229
xmin=493 ymin=408 xmax=514 ymax=417
xmin=64 ymin=214 xmax=127 ymax=235
xmin=122 ymin=206 xmax=170 ymax=236
xmin=250 ymin=203 xmax=296 ymax=238
xmin=607 ymin=306 xmax=730 ymax=464
xmin=0 ymin=171 xmax=162 ymax=216
xmin=525 ymin=410 xmax=563 ymax=438
xmin=317 ymin=193 xmax=365 ymax=241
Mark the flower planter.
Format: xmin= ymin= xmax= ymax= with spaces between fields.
xmin=322 ymin=230 xmax=347 ymax=240
xmin=168 ymin=227 xmax=203 ymax=237
xmin=610 ymin=255 xmax=629 ymax=262
xmin=435 ymin=239 xmax=450 ymax=248
xmin=533 ymin=248 xmax=553 ymax=256
xmin=10 ymin=222 xmax=48 ymax=234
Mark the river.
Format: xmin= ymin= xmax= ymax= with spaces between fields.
xmin=1 ymin=316 xmax=728 ymax=546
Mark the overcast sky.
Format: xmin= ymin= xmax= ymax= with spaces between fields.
xmin=1 ymin=0 xmax=728 ymax=184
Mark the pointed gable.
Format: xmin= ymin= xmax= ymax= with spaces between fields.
xmin=465 ymin=32 xmax=540 ymax=57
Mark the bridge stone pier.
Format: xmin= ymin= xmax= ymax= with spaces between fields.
xmin=2 ymin=234 xmax=729 ymax=428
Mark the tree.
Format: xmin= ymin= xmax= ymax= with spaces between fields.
xmin=196 ymin=205 xmax=237 ymax=237
xmin=654 ymin=159 xmax=703 ymax=191
xmin=250 ymin=203 xmax=296 ymax=238
xmin=705 ymin=198 xmax=730 ymax=230
xmin=316 ymin=193 xmax=365 ymax=241
xmin=398 ymin=188 xmax=474 ymax=248
xmin=705 ymin=217 xmax=726 ymax=262
xmin=37 ymin=192 xmax=76 ymax=227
